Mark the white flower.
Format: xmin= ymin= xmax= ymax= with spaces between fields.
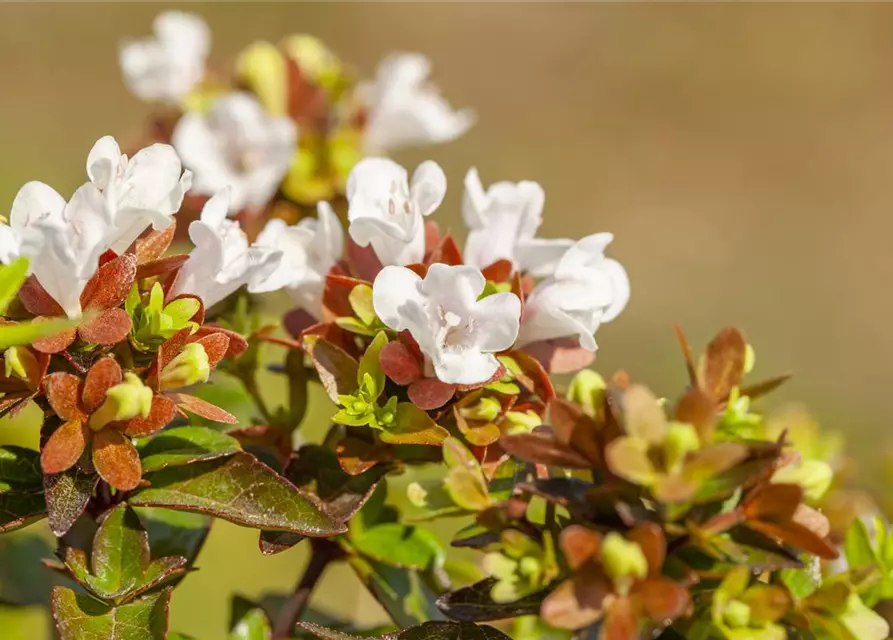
xmin=373 ymin=263 xmax=521 ymax=385
xmin=463 ymin=168 xmax=573 ymax=276
xmin=170 ymin=189 xmax=282 ymax=308
xmin=172 ymin=92 xmax=297 ymax=215
xmin=518 ymin=233 xmax=629 ymax=352
xmin=346 ymin=158 xmax=445 ymax=267
xmin=358 ymin=53 xmax=474 ymax=154
xmin=119 ymin=11 xmax=210 ymax=104
xmin=5 ymin=181 xmax=111 ymax=318
xmin=86 ymin=136 xmax=192 ymax=253
xmin=252 ymin=201 xmax=344 ymax=318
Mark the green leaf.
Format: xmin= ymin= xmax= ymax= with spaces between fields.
xmin=229 ymin=596 xmax=272 ymax=640
xmin=348 ymin=284 xmax=377 ymax=327
xmin=0 ymin=446 xmax=45 ymax=533
xmin=844 ymin=518 xmax=878 ymax=571
xmin=135 ymin=507 xmax=210 ymax=566
xmin=286 ymin=349 xmax=309 ymax=427
xmin=347 ymin=554 xmax=444 ymax=628
xmin=379 ymin=404 xmax=449 ymax=446
xmin=358 ymin=331 xmax=388 ymax=399
xmin=0 ymin=316 xmax=80 ymax=350
xmin=85 ymin=505 xmax=149 ymax=599
xmin=295 ymin=621 xmax=512 ymax=639
xmin=353 ymin=523 xmax=445 ymax=572
xmin=0 ymin=258 xmax=29 ymax=315
xmin=335 ymin=317 xmax=379 ymax=337
xmin=435 ymin=578 xmax=547 ymax=622
xmin=51 ymin=586 xmax=171 ymax=640
xmin=139 ymin=426 xmax=242 ymax=473
xmin=128 ymin=452 xmax=346 ymax=536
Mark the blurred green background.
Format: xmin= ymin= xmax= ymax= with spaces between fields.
xmin=2 ymin=2 xmax=893 ymax=637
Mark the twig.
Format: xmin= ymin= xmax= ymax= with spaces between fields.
xmin=272 ymin=539 xmax=340 ymax=638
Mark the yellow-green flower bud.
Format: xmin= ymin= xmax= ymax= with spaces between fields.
xmin=281 ymin=35 xmax=341 ymax=87
xmin=600 ymin=532 xmax=648 ymax=594
xmin=664 ymin=422 xmax=700 ymax=473
xmin=160 ymin=343 xmax=210 ymax=390
xmin=236 ymin=41 xmax=286 ymax=116
xmin=504 ymin=410 xmax=542 ymax=434
xmin=772 ymin=459 xmax=833 ymax=503
xmin=567 ymin=369 xmax=606 ymax=416
xmin=460 ymin=397 xmax=501 ymax=422
xmin=723 ymin=599 xmax=752 ymax=628
xmin=407 ymin=482 xmax=428 ymax=508
xmin=4 ymin=346 xmax=36 ymax=383
xmin=744 ymin=344 xmax=756 ymax=375
xmin=89 ymin=373 xmax=153 ymax=431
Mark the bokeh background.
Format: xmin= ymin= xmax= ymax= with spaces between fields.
xmin=2 ymin=2 xmax=893 ymax=638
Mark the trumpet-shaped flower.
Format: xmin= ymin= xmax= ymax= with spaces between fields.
xmin=358 ymin=53 xmax=474 ymax=154
xmin=462 ymin=168 xmax=573 ymax=276
xmin=252 ymin=201 xmax=344 ymax=317
xmin=169 ymin=189 xmax=282 ymax=308
xmin=172 ymin=92 xmax=297 ymax=214
xmin=119 ymin=11 xmax=210 ymax=104
xmin=86 ymin=136 xmax=192 ymax=253
xmin=518 ymin=233 xmax=629 ymax=352
xmin=372 ymin=264 xmax=521 ymax=385
xmin=346 ymin=158 xmax=445 ymax=266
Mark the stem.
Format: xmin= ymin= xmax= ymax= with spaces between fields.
xmin=240 ymin=370 xmax=275 ymax=424
xmin=272 ymin=540 xmax=339 ymax=638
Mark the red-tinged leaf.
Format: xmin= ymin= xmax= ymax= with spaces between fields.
xmin=405 ymin=263 xmax=428 ymax=278
xmin=122 ymin=394 xmax=177 ymax=437
xmin=511 ymin=272 xmax=525 ymax=313
xmin=78 ymin=308 xmax=132 ymax=345
xmin=793 ymin=504 xmax=831 ymax=539
xmin=637 ymin=578 xmax=690 ymax=623
xmin=673 ymin=325 xmax=698 ymax=388
xmin=701 ymin=327 xmax=747 ymax=400
xmin=560 ymin=525 xmax=602 ymax=570
xmin=43 ymin=372 xmax=85 ymax=422
xmin=510 ymin=350 xmax=556 ymax=403
xmin=739 ymin=373 xmax=793 ymax=401
xmin=427 ymin=234 xmax=463 ymax=266
xmin=323 ymin=274 xmax=367 ymax=320
xmin=548 ymin=399 xmax=601 ymax=465
xmin=283 ymin=308 xmax=318 ymax=339
xmin=346 ymin=237 xmax=384 ymax=283
xmin=228 ymin=425 xmax=291 ymax=468
xmin=151 ymin=328 xmax=193 ymax=385
xmin=93 ymin=428 xmax=143 ymax=491
xmin=80 ymin=253 xmax=138 ymax=311
xmin=135 ymin=254 xmax=190 ymax=280
xmin=424 ymin=220 xmax=441 ymax=253
xmin=19 ymin=276 xmax=64 ymax=316
xmin=31 ymin=317 xmax=76 ymax=354
xmin=191 ymin=332 xmax=229 ymax=369
xmin=380 ymin=403 xmax=450 ymax=446
xmin=454 ymin=405 xmax=501 ymax=447
xmin=169 ymin=393 xmax=238 ymax=424
xmin=673 ymin=386 xmax=717 ymax=441
xmin=481 ymin=259 xmax=514 ymax=283
xmin=541 ymin=576 xmax=604 ymax=631
xmin=500 ymin=432 xmax=592 ymax=468
xmin=743 ymin=483 xmax=803 ymax=522
xmin=336 ymin=436 xmax=392 ymax=476
xmin=44 ymin=464 xmax=98 ymax=537
xmin=134 ymin=221 xmax=177 ymax=263
xmin=191 ymin=325 xmax=246 ymax=357
xmin=82 ymin=357 xmax=123 ymax=413
xmin=41 ymin=420 xmax=90 ymax=475
xmin=747 ymin=520 xmax=839 ymax=560
xmin=522 ymin=338 xmax=595 ymax=374
xmin=98 ymin=249 xmax=118 ymax=267
xmin=379 ymin=341 xmax=422 ymax=385
xmin=626 ymin=523 xmax=665 ymax=576
xmin=408 ymin=378 xmax=457 ymax=410
xmin=310 ymin=339 xmax=359 ymax=402
xmin=603 ymin=596 xmax=638 ymax=640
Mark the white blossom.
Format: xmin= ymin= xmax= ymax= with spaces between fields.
xmin=86 ymin=136 xmax=192 ymax=253
xmin=358 ymin=53 xmax=474 ymax=155
xmin=346 ymin=158 xmax=445 ymax=267
xmin=252 ymin=201 xmax=344 ymax=318
xmin=518 ymin=233 xmax=629 ymax=352
xmin=462 ymin=168 xmax=573 ymax=276
xmin=373 ymin=263 xmax=521 ymax=385
xmin=170 ymin=188 xmax=282 ymax=308
xmin=172 ymin=92 xmax=297 ymax=215
xmin=119 ymin=11 xmax=210 ymax=104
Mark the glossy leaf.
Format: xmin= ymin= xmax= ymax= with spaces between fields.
xmin=129 ymin=452 xmax=346 ymax=536
xmin=435 ymin=578 xmax=547 ymax=622
xmin=379 ymin=341 xmax=422 ymax=385
xmin=86 ymin=504 xmax=149 ymax=599
xmin=139 ymin=427 xmax=242 ymax=473
xmin=229 ymin=596 xmax=272 ymax=640
xmin=44 ymin=463 xmax=99 ymax=537
xmin=379 ymin=404 xmax=449 ymax=446
xmin=310 ymin=339 xmax=359 ymax=403
xmin=346 ymin=555 xmax=445 ymax=628
xmin=353 ymin=523 xmax=445 ymax=571
xmin=169 ymin=393 xmax=238 ymax=425
xmin=0 ymin=446 xmax=46 ymax=533
xmin=296 ymin=621 xmax=511 ymax=640
xmin=135 ymin=507 xmax=211 ymax=567
xmin=51 ymin=586 xmax=171 ymax=640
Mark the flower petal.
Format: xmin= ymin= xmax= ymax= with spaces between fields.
xmin=433 ymin=350 xmax=500 ymax=386
xmin=372 ymin=266 xmax=424 ymax=330
xmin=420 ymin=264 xmax=485 ymax=317
xmin=514 ymin=237 xmax=575 ymax=278
xmin=410 ymin=160 xmax=446 ymax=217
xmin=86 ymin=136 xmax=122 ymax=191
xmin=9 ymin=181 xmax=66 ymax=231
xmin=471 ymin=292 xmax=521 ymax=353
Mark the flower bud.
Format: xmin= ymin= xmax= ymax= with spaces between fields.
xmin=664 ymin=422 xmax=700 ymax=473
xmin=460 ymin=397 xmax=501 ymax=422
xmin=407 ymin=482 xmax=428 ymax=508
xmin=504 ymin=410 xmax=542 ymax=434
xmin=600 ymin=532 xmax=648 ymax=593
xmin=772 ymin=459 xmax=833 ymax=503
xmin=281 ymin=35 xmax=341 ymax=87
xmin=236 ymin=41 xmax=286 ymax=116
xmin=567 ymin=369 xmax=606 ymax=416
xmin=89 ymin=373 xmax=153 ymax=431
xmin=723 ymin=599 xmax=752 ymax=628
xmin=160 ymin=343 xmax=211 ymax=390
xmin=4 ymin=346 xmax=37 ymax=384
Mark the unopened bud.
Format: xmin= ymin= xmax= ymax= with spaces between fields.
xmin=460 ymin=397 xmax=501 ymax=422
xmin=664 ymin=422 xmax=700 ymax=473
xmin=772 ymin=459 xmax=833 ymax=503
xmin=600 ymin=532 xmax=648 ymax=593
xmin=282 ymin=35 xmax=339 ymax=85
xmin=407 ymin=482 xmax=428 ymax=508
xmin=504 ymin=410 xmax=542 ymax=434
xmin=567 ymin=369 xmax=606 ymax=416
xmin=723 ymin=599 xmax=752 ymax=629
xmin=160 ymin=343 xmax=210 ymax=390
xmin=89 ymin=373 xmax=153 ymax=431
xmin=236 ymin=41 xmax=286 ymax=116
xmin=4 ymin=346 xmax=37 ymax=384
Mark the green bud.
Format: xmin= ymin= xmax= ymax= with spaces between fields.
xmin=744 ymin=344 xmax=756 ymax=375
xmin=504 ymin=410 xmax=542 ymax=434
xmin=89 ymin=373 xmax=153 ymax=431
xmin=160 ymin=343 xmax=211 ymax=390
xmin=518 ymin=556 xmax=542 ymax=581
xmin=350 ymin=399 xmax=369 ymax=414
xmin=723 ymin=599 xmax=752 ymax=629
xmin=600 ymin=532 xmax=648 ymax=593
xmin=407 ymin=482 xmax=428 ymax=508
xmin=567 ymin=369 xmax=606 ymax=416
xmin=664 ymin=422 xmax=700 ymax=473
xmin=4 ymin=346 xmax=36 ymax=383
xmin=772 ymin=459 xmax=833 ymax=503
xmin=460 ymin=397 xmax=501 ymax=422
xmin=483 ymin=552 xmax=518 ymax=581
xmin=282 ymin=35 xmax=342 ymax=89
xmin=236 ymin=41 xmax=287 ymax=116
